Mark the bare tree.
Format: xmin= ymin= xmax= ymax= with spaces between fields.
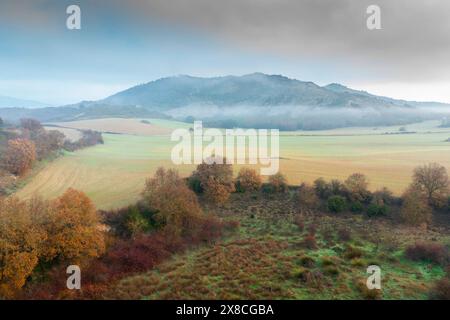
xmin=412 ymin=163 xmax=449 ymax=208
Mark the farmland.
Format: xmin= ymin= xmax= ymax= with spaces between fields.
xmin=15 ymin=118 xmax=450 ymax=210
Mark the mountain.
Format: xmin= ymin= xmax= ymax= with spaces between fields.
xmin=1 ymin=73 xmax=449 ymax=130
xmin=100 ymin=73 xmax=415 ymax=109
xmin=0 ymin=95 xmax=52 ymax=109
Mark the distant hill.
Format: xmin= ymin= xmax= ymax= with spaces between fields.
xmin=0 ymin=95 xmax=51 ymax=109
xmin=1 ymin=73 xmax=449 ymax=130
xmin=101 ymin=73 xmax=416 ymax=109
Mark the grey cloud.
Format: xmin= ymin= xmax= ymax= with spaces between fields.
xmin=127 ymin=0 xmax=450 ymax=82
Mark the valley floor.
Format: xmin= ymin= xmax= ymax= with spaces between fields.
xmin=14 ymin=119 xmax=450 ymax=209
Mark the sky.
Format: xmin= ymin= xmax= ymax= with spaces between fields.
xmin=0 ymin=0 xmax=449 ymax=105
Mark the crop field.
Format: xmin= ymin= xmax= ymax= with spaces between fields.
xmin=15 ymin=119 xmax=450 ymax=210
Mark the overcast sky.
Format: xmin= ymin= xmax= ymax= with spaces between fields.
xmin=0 ymin=0 xmax=449 ymax=105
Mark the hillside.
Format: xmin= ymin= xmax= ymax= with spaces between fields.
xmin=1 ymin=73 xmax=449 ymax=130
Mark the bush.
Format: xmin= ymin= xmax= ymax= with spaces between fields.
xmin=405 ymin=242 xmax=448 ymax=265
xmin=1 ymin=138 xmax=36 ymax=175
xmin=235 ymin=167 xmax=262 ymax=192
xmin=356 ymin=279 xmax=382 ymax=300
xmin=314 ymin=178 xmax=329 ymax=199
xmin=302 ymin=234 xmax=318 ymax=250
xmin=293 ymin=214 xmax=305 ymax=231
xmin=350 ymin=201 xmax=364 ymax=213
xmin=429 ymin=278 xmax=450 ymax=300
xmin=372 ymin=187 xmax=395 ymax=206
xmin=327 ymin=195 xmax=346 ymax=213
xmin=367 ymin=203 xmax=389 ymax=217
xmin=344 ymin=245 xmax=364 ymax=260
xmin=337 ymin=228 xmax=352 ymax=242
xmin=267 ymin=172 xmax=288 ymax=193
xmin=297 ymin=183 xmax=319 ymax=212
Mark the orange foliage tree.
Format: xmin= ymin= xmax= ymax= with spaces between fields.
xmin=142 ymin=167 xmax=203 ymax=237
xmin=0 ymin=197 xmax=46 ymax=298
xmin=236 ymin=167 xmax=262 ymax=192
xmin=192 ymin=156 xmax=235 ymax=205
xmin=1 ymin=138 xmax=36 ymax=175
xmin=42 ymin=189 xmax=105 ymax=264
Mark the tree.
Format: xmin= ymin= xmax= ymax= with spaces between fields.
xmin=235 ymin=167 xmax=262 ymax=192
xmin=345 ymin=173 xmax=370 ymax=202
xmin=314 ymin=177 xmax=329 ymax=199
xmin=1 ymin=138 xmax=36 ymax=175
xmin=297 ymin=183 xmax=319 ymax=213
xmin=142 ymin=168 xmax=202 ymax=237
xmin=412 ymin=163 xmax=449 ymax=208
xmin=191 ymin=156 xmax=235 ymax=205
xmin=0 ymin=197 xmax=46 ymax=298
xmin=401 ymin=185 xmax=432 ymax=226
xmin=42 ymin=189 xmax=105 ymax=263
xmin=327 ymin=195 xmax=347 ymax=213
xmin=0 ymin=117 xmax=4 ymax=128
xmin=268 ymin=172 xmax=288 ymax=193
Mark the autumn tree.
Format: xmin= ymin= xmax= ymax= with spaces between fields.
xmin=42 ymin=189 xmax=105 ymax=264
xmin=191 ymin=156 xmax=235 ymax=205
xmin=268 ymin=172 xmax=288 ymax=193
xmin=1 ymin=138 xmax=36 ymax=175
xmin=345 ymin=173 xmax=370 ymax=203
xmin=235 ymin=167 xmax=262 ymax=192
xmin=0 ymin=197 xmax=46 ymax=298
xmin=401 ymin=185 xmax=432 ymax=227
xmin=142 ymin=168 xmax=203 ymax=237
xmin=412 ymin=163 xmax=449 ymax=208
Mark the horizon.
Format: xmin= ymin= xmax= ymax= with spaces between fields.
xmin=2 ymin=72 xmax=450 ymax=108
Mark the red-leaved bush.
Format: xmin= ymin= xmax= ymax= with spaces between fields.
xmin=405 ymin=242 xmax=448 ymax=265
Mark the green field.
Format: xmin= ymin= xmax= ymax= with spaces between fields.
xmin=15 ymin=119 xmax=450 ymax=210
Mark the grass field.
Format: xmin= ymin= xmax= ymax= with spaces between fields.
xmin=106 ymin=193 xmax=449 ymax=300
xmin=15 ymin=118 xmax=450 ymax=210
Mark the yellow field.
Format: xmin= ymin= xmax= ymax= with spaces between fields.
xmin=15 ymin=119 xmax=450 ymax=210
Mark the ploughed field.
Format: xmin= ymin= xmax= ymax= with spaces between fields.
xmin=15 ymin=118 xmax=450 ymax=210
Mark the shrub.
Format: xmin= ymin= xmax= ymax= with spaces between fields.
xmin=356 ymin=279 xmax=382 ymax=300
xmin=297 ymin=183 xmax=319 ymax=212
xmin=327 ymin=195 xmax=346 ymax=213
xmin=344 ymin=245 xmax=364 ymax=260
xmin=299 ymin=256 xmax=315 ymax=268
xmin=337 ymin=228 xmax=352 ymax=242
xmin=314 ymin=177 xmax=329 ymax=199
xmin=235 ymin=167 xmax=262 ymax=192
xmin=302 ymin=234 xmax=318 ymax=250
xmin=268 ymin=172 xmax=288 ymax=193
xmin=429 ymin=278 xmax=450 ymax=300
xmin=367 ymin=203 xmax=389 ymax=217
xmin=1 ymin=138 xmax=36 ymax=175
xmin=350 ymin=201 xmax=364 ymax=213
xmin=293 ymin=214 xmax=305 ymax=231
xmin=401 ymin=185 xmax=432 ymax=226
xmin=372 ymin=187 xmax=395 ymax=206
xmin=405 ymin=242 xmax=448 ymax=265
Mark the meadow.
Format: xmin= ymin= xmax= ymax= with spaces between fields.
xmin=15 ymin=118 xmax=450 ymax=210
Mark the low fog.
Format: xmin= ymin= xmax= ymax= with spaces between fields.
xmin=167 ymin=104 xmax=450 ymax=130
